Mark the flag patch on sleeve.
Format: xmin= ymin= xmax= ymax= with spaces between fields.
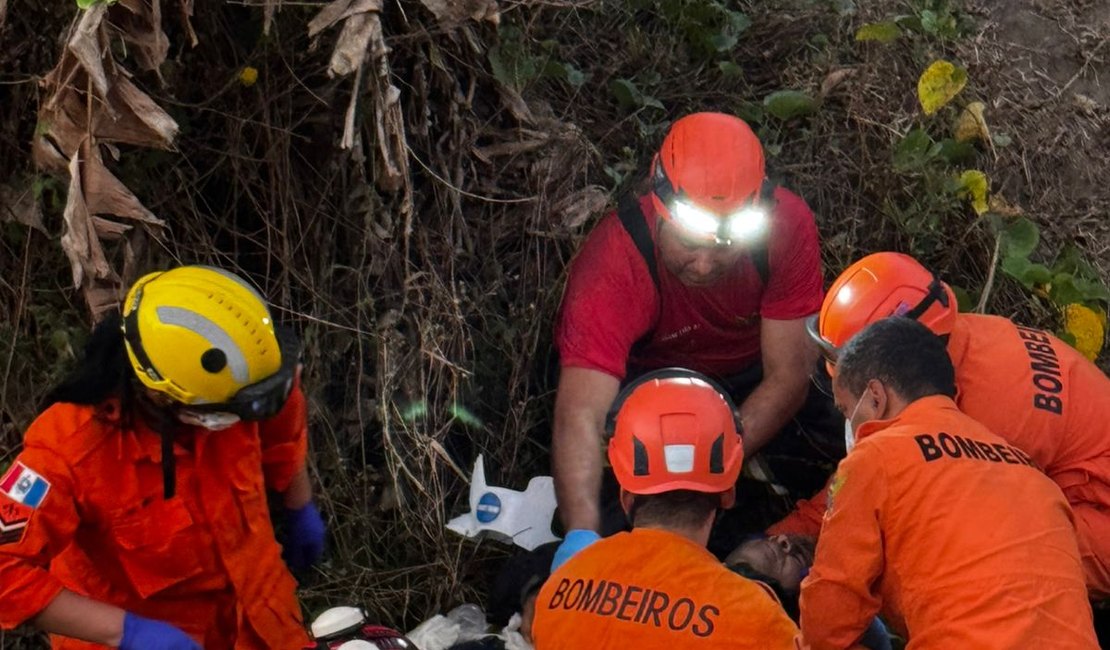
xmin=0 ymin=462 xmax=50 ymax=509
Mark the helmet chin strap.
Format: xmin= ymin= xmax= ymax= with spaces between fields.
xmin=134 ymin=388 xmax=180 ymax=500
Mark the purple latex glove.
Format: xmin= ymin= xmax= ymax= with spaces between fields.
xmin=120 ymin=612 xmax=201 ymax=650
xmin=282 ymin=501 xmax=325 ymax=572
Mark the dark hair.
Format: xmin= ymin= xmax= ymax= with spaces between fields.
xmin=836 ymin=317 xmax=956 ymax=401
xmin=628 ymin=489 xmax=719 ymax=530
xmin=43 ymin=312 xmax=135 ymax=410
xmin=727 ymin=562 xmax=799 ymax=621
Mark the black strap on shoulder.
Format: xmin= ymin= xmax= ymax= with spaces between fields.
xmin=616 ymin=195 xmax=660 ymax=290
xmin=751 ymin=181 xmax=779 ymax=286
xmin=751 ymin=243 xmax=770 ymax=287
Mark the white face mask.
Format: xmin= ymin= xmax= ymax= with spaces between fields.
xmin=176 ymin=410 xmax=241 ymax=431
xmin=843 ymin=391 xmax=867 ymax=453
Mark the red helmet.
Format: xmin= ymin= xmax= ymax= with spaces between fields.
xmin=650 ymin=113 xmax=769 ymax=245
xmin=810 ymin=252 xmax=957 ymax=372
xmin=607 ymin=369 xmax=744 ymax=507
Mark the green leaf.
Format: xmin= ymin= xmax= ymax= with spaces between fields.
xmin=1022 ymin=263 xmax=1054 ymax=286
xmin=400 ymin=401 xmax=428 ymax=423
xmin=936 ymin=138 xmax=977 ymax=164
xmin=920 ymin=9 xmax=940 ymax=34
xmin=895 ymin=14 xmax=923 ymax=33
xmin=1057 ymin=330 xmax=1078 ymax=347
xmin=950 ymin=284 xmax=976 ymax=312
xmin=1049 ymin=273 xmax=1084 ymax=306
xmin=709 ymin=31 xmax=739 ymax=52
xmin=1001 ymin=256 xmax=1048 ymax=289
xmin=610 ymin=78 xmax=642 ymax=110
xmin=855 ymin=21 xmax=901 ymax=43
xmin=735 ymin=101 xmax=764 ymax=124
xmin=543 ymin=61 xmax=586 ymax=88
xmin=449 ymin=403 xmax=483 ymax=428
xmin=1071 ymin=277 xmax=1110 ymax=304
xmin=999 ymin=216 xmax=1039 ymax=259
xmin=763 ymin=90 xmax=818 ymax=120
xmin=76 ymin=0 xmax=99 ymax=7
xmin=892 ymin=128 xmax=936 ymax=171
xmin=487 ymin=26 xmax=540 ymax=89
xmin=727 ymin=10 xmax=752 ymax=33
xmin=718 ymin=61 xmax=745 ymax=77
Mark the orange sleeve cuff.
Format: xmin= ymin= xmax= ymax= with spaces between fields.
xmin=0 ymin=560 xmax=66 ymax=629
xmin=260 ymin=381 xmax=309 ymax=493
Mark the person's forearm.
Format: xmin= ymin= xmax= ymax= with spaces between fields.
xmin=32 ymin=589 xmax=126 ymax=647
xmin=282 ymin=465 xmax=313 ymax=509
xmin=738 ymin=373 xmax=810 ymax=454
xmin=552 ymin=418 xmax=603 ymax=532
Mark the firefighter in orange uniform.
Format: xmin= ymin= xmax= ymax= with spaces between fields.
xmin=772 ymin=252 xmax=1110 ymax=598
xmin=0 ymin=266 xmax=321 ymax=649
xmin=799 ymin=317 xmax=1097 ymax=650
xmin=533 ymin=369 xmax=799 ymax=650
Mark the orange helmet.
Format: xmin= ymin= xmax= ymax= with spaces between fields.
xmin=650 ymin=113 xmax=769 ymax=246
xmin=811 ymin=252 xmax=958 ymax=371
xmin=607 ymin=369 xmax=744 ymax=507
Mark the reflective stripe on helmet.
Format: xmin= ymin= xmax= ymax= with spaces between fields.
xmin=155 ymin=306 xmax=251 ymax=386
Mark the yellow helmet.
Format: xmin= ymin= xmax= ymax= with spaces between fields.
xmin=121 ymin=265 xmax=299 ymax=418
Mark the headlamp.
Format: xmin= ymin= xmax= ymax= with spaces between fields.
xmin=652 ymin=160 xmax=768 ymax=246
xmin=671 ymin=200 xmax=722 ymax=238
xmin=669 ymin=199 xmax=767 ymax=246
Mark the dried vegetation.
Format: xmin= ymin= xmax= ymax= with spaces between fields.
xmin=0 ymin=0 xmax=1107 ymax=643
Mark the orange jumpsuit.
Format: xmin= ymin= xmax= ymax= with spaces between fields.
xmin=0 ymin=386 xmax=312 ymax=649
xmin=799 ymin=395 xmax=1097 ymax=650
xmin=533 ymin=527 xmax=799 ymax=650
xmin=771 ymin=313 xmax=1110 ymax=595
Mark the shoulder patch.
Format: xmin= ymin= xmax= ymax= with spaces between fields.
xmin=0 ymin=498 xmax=32 ymax=545
xmin=0 ymin=462 xmax=51 ymax=508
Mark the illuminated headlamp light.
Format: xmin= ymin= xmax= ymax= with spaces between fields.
xmin=670 ymin=200 xmax=767 ymax=245
xmin=671 ymin=200 xmax=721 ymax=238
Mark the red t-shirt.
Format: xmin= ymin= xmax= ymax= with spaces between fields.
xmin=555 ymin=187 xmax=823 ymax=379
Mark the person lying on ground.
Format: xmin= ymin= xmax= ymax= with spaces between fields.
xmin=773 ymin=251 xmax=1110 ymax=601
xmin=798 ymin=317 xmax=1098 ymax=650
xmin=551 ymin=111 xmax=838 ymax=568
xmin=726 ymin=533 xmax=815 ymax=595
xmin=727 ymin=535 xmax=892 ymax=650
xmin=0 ymin=265 xmax=323 ymax=649
xmin=533 ymin=370 xmax=799 ymax=649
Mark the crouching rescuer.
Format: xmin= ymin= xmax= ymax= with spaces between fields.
xmin=0 ymin=266 xmax=323 ymax=649
xmin=532 ymin=370 xmax=799 ymax=649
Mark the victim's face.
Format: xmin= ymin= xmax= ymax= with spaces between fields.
xmin=726 ymin=534 xmax=816 ymax=591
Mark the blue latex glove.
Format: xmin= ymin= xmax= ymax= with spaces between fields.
xmin=281 ymin=501 xmax=326 ymax=572
xmin=859 ymin=616 xmax=892 ymax=650
xmin=120 ymin=612 xmax=201 ymax=650
xmin=551 ymin=529 xmax=601 ymax=571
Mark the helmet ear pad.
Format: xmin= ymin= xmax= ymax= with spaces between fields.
xmin=603 ymin=367 xmax=741 ymax=440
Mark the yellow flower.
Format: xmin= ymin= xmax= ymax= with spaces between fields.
xmin=1063 ymin=303 xmax=1105 ymax=361
xmin=239 ymin=66 xmax=259 ymax=87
